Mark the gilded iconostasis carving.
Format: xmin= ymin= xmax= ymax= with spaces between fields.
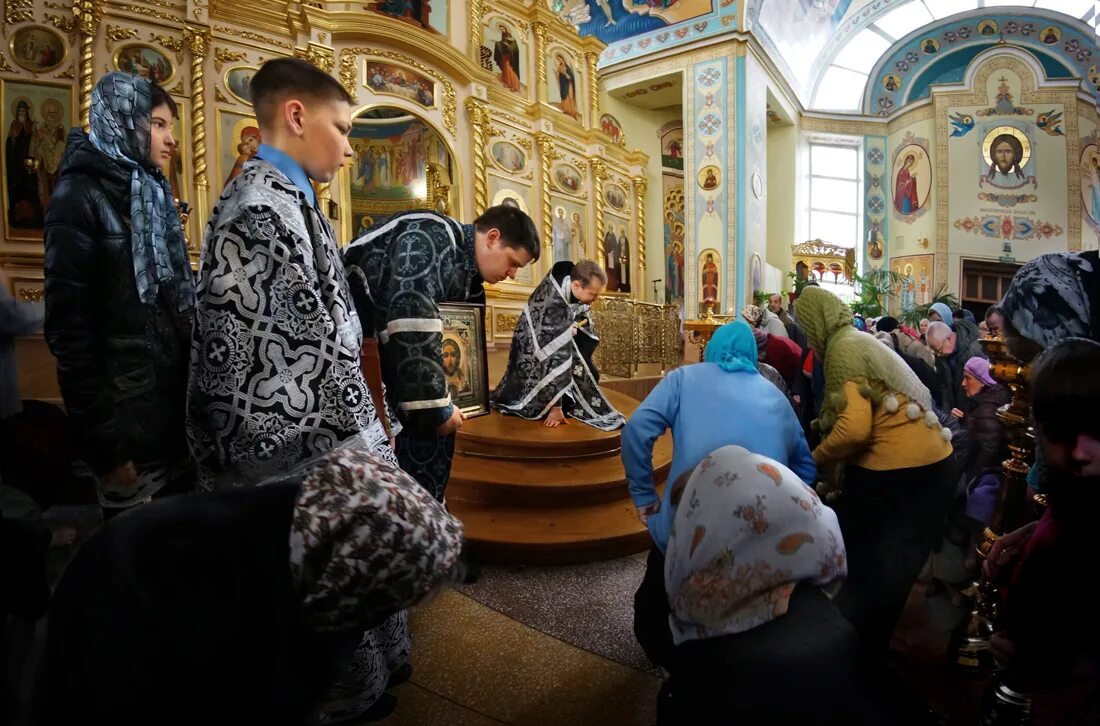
xmin=1 ymin=0 xmax=650 ymax=348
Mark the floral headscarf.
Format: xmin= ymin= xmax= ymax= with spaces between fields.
xmin=665 ymin=445 xmax=847 ymax=645
xmin=88 ymin=72 xmax=195 ymax=310
xmin=1000 ymin=251 xmax=1099 ymax=349
xmin=740 ymin=304 xmax=765 ymax=327
xmin=287 ymin=448 xmax=464 ymax=632
xmin=703 ymin=320 xmax=759 ymax=374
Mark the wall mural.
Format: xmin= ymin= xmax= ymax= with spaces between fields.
xmin=365 ymin=0 xmax=448 ymax=35
xmin=549 ymin=194 xmax=587 ymax=263
xmin=553 ymin=162 xmax=583 ymax=195
xmin=891 ymin=135 xmax=931 ymax=222
xmin=113 ymin=43 xmax=176 ymax=86
xmin=604 ymin=182 xmax=628 ymax=212
xmin=953 ymin=215 xmax=1063 ymax=241
xmin=698 ymin=247 xmax=720 ymax=315
xmin=864 ymin=136 xmax=888 ymax=270
xmin=481 ymin=19 xmax=527 ymax=97
xmin=9 ymin=25 xmax=67 ymax=74
xmin=866 ymin=14 xmax=1099 ymax=116
xmin=490 ymin=176 xmax=538 ymax=285
xmin=546 ymin=48 xmax=583 ymax=122
xmin=663 ymin=174 xmax=685 ymax=303
xmin=603 ymin=214 xmax=632 ymax=293
xmin=217 ymin=110 xmax=260 ymax=191
xmin=692 ymin=58 xmax=727 ymax=311
xmin=489 ymin=140 xmax=526 ymax=173
xmin=223 ymin=66 xmax=256 ymax=105
xmin=599 ymin=113 xmax=625 ymax=145
xmin=548 ymin=0 xmax=712 ymax=46
xmin=891 ymin=254 xmax=935 ymax=312
xmin=3 ymin=80 xmax=73 ymax=239
xmin=365 ymin=62 xmax=436 ymax=109
xmin=348 ymin=114 xmax=449 ymax=201
xmin=1081 ymin=136 xmax=1100 ymax=233
xmin=660 ymin=122 xmax=683 ymax=171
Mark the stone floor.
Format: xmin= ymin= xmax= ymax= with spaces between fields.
xmin=32 ymin=505 xmax=990 ymax=726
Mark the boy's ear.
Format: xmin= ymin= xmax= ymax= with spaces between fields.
xmin=284 ymin=98 xmax=306 ymax=136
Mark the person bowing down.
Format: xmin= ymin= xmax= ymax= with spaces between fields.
xmin=491 ymin=259 xmax=625 ymax=430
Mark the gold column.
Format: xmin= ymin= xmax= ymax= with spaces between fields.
xmin=468 ymin=0 xmax=486 ymax=61
xmin=535 ymin=133 xmax=556 ymax=254
xmin=591 ymin=158 xmax=607 ymax=264
xmin=585 ymin=51 xmax=600 ymax=124
xmin=632 ymin=176 xmax=647 ymax=301
xmin=532 ymin=21 xmax=548 ymax=103
xmin=465 ymin=98 xmax=490 ymax=215
xmin=185 ymin=27 xmax=210 ymax=245
xmin=73 ymin=0 xmax=101 ymax=131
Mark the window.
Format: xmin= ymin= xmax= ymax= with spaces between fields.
xmin=808 ymin=142 xmax=861 ymax=249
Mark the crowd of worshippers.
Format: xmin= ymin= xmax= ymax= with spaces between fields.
xmin=0 ymin=55 xmax=1097 ymax=725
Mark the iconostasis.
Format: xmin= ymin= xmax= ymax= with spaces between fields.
xmin=0 ymin=0 xmax=651 ymax=350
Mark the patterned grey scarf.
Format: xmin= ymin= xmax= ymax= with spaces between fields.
xmin=88 ymin=72 xmax=195 ymax=310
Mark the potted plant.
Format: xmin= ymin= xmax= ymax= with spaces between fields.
xmin=898 ymin=285 xmax=962 ymax=328
xmin=849 ymin=268 xmax=905 ymax=319
xmin=787 ymin=271 xmax=812 ymax=303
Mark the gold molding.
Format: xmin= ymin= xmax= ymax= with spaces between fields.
xmin=184 ymin=27 xmax=210 ymax=250
xmin=213 ymin=46 xmax=246 ymax=71
xmin=468 ymin=0 xmax=486 ymax=62
xmin=532 ymin=21 xmax=548 ymax=104
xmin=55 ymin=62 xmax=76 ymax=79
xmin=495 ymin=311 xmax=520 ymax=334
xmin=801 ymin=114 xmax=888 ymax=137
xmin=466 ymin=97 xmax=491 ymax=215
xmin=113 ymin=3 xmax=182 ymax=22
xmin=633 ymin=176 xmax=647 ymax=301
xmin=340 ymin=48 xmax=456 ymax=136
xmin=105 ymin=24 xmax=138 ymax=52
xmin=294 ymin=42 xmax=334 ymax=74
xmin=535 ymin=133 xmax=558 ymax=252
xmin=150 ymin=31 xmax=184 ymax=63
xmin=0 ymin=54 xmax=13 ymax=73
xmin=5 ymin=0 xmax=34 ymax=28
xmin=585 ymin=50 xmax=599 ymax=124
xmin=213 ymin=24 xmax=291 ymax=50
xmin=591 ymin=157 xmax=608 ymax=264
xmin=74 ymin=0 xmax=102 ymax=132
xmin=46 ymin=13 xmax=77 ymax=34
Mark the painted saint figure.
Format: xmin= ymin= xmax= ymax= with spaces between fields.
xmin=569 ymin=211 xmax=585 ymax=260
xmin=442 ymin=338 xmax=469 ymax=400
xmin=5 ymin=99 xmax=43 ymax=228
xmin=552 ymin=207 xmax=569 ymax=262
xmin=224 ymin=126 xmax=260 ymax=188
xmin=1090 ymin=156 xmax=1100 ymax=224
xmin=894 ymin=154 xmax=918 ymax=214
xmin=617 ymin=226 xmax=630 ymax=293
xmin=554 ymin=54 xmax=581 ymax=121
xmin=604 ymin=227 xmax=620 ymax=291
xmin=701 ymin=252 xmax=719 ymax=305
xmin=493 ymin=24 xmax=522 ymax=93
xmin=987 ymin=133 xmax=1025 ymax=185
xmin=30 ymin=99 xmax=67 ymax=209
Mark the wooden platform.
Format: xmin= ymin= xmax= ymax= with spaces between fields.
xmin=447 ymin=389 xmax=671 ymax=565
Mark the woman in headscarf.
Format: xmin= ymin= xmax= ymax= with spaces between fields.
xmin=33 ymin=447 xmax=465 ymax=726
xmin=657 ymin=445 xmax=906 ymax=725
xmin=741 ymin=303 xmax=789 ymax=338
xmin=623 ymin=320 xmax=815 ymax=668
xmin=43 ymin=73 xmax=195 ymax=517
xmin=998 ymin=250 xmax=1100 ymax=493
xmin=795 ymin=286 xmax=955 ymax=655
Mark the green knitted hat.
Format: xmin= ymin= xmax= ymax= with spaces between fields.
xmin=796 ymin=287 xmax=942 ymax=436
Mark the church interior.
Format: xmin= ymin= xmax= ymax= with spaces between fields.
xmin=2 ymin=0 xmax=1099 ymax=723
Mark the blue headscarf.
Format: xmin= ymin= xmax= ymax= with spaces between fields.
xmin=88 ymin=72 xmax=195 ymax=310
xmin=703 ymin=320 xmax=758 ymax=373
xmin=929 ymin=302 xmax=954 ymax=328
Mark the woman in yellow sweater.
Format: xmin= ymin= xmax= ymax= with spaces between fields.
xmin=796 ymin=286 xmax=955 ymax=655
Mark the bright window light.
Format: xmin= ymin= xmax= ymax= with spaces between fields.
xmin=1034 ymin=0 xmax=1092 ymax=15
xmin=873 ymin=2 xmax=934 ymax=40
xmin=833 ymin=30 xmax=892 ymax=72
xmin=923 ymin=0 xmax=976 ymax=20
xmin=813 ymin=66 xmax=866 ymax=111
xmin=984 ymin=0 xmax=1035 ymax=6
xmin=809 ymin=210 xmax=859 ymax=247
xmin=812 ymin=180 xmax=860 ymax=214
xmin=811 ymin=145 xmax=859 ymax=179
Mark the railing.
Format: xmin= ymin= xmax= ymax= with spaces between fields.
xmin=590 ymin=298 xmax=682 ymax=378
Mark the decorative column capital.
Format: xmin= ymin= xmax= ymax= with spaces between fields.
xmin=590 ymin=157 xmax=608 ymax=179
xmin=295 ymin=43 xmax=335 ymax=74
xmin=72 ymin=0 xmax=102 ymax=37
xmin=183 ymin=26 xmax=209 ymax=57
xmin=631 ymin=176 xmax=648 ymax=197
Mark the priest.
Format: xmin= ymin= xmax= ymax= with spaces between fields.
xmin=491 ymin=259 xmax=625 ymax=430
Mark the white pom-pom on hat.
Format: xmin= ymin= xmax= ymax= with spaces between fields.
xmin=884 ymin=394 xmax=900 ymax=413
xmin=906 ymin=403 xmax=921 ymax=421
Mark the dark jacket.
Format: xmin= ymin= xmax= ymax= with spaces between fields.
xmin=937 ymin=319 xmax=986 ymax=412
xmin=43 ymin=130 xmax=192 ymax=475
xmin=33 ymin=484 xmax=339 ymax=726
xmin=659 ymin=585 xmax=909 ymax=725
xmin=962 ymin=383 xmax=1010 ymax=485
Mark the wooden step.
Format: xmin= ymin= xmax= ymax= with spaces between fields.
xmin=455 ymin=388 xmax=645 ymax=460
xmin=447 ymin=495 xmax=660 ymax=565
xmin=449 ymin=431 xmax=672 ymax=506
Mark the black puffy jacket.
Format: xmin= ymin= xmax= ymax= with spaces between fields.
xmin=43 ymin=129 xmax=192 ymax=476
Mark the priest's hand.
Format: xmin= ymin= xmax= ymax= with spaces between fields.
xmin=104 ymin=461 xmax=138 ymax=489
xmin=437 ymin=407 xmax=465 ymax=437
xmin=636 ymin=500 xmax=660 ymax=525
xmin=983 ymin=520 xmax=1038 ymax=583
xmin=545 ymin=406 xmax=568 ymax=427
